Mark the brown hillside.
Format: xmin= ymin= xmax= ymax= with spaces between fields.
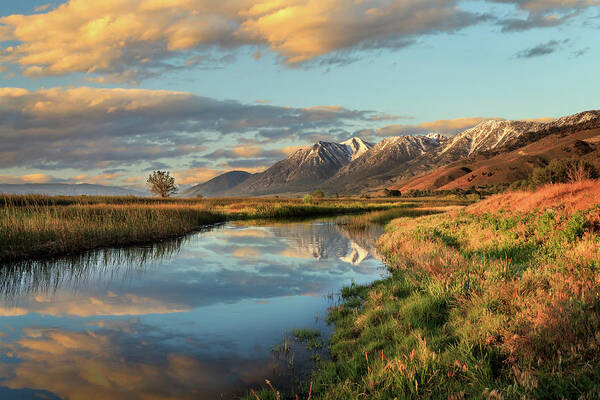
xmin=394 ymin=127 xmax=600 ymax=191
xmin=467 ymin=179 xmax=600 ymax=214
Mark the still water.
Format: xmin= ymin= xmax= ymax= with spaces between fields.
xmin=0 ymin=218 xmax=386 ymax=399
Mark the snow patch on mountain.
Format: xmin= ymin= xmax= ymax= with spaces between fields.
xmin=341 ymin=137 xmax=373 ymax=160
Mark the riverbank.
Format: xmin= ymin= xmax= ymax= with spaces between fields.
xmin=0 ymin=195 xmax=465 ymax=263
xmin=307 ymin=180 xmax=600 ymax=399
xmin=248 ymin=180 xmax=600 ymax=399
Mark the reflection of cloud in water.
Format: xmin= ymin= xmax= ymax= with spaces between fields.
xmin=0 ymin=292 xmax=187 ymax=318
xmin=0 ymin=323 xmax=283 ymax=400
xmin=0 ymin=219 xmax=386 ymax=398
xmin=0 ymin=220 xmax=384 ymax=317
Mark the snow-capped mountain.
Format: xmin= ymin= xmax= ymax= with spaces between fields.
xmin=393 ymin=110 xmax=600 ymax=191
xmin=341 ymin=137 xmax=373 ymax=160
xmin=227 ymin=140 xmax=365 ymax=195
xmin=438 ymin=110 xmax=600 ymax=159
xmin=439 ymin=119 xmax=544 ymax=158
xmin=323 ymin=134 xmax=448 ymax=192
xmin=182 ymin=110 xmax=600 ymax=197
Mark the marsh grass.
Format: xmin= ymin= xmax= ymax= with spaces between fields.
xmin=337 ymin=207 xmax=447 ymax=232
xmin=0 ymin=195 xmax=411 ymax=262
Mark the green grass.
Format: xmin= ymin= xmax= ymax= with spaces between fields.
xmin=306 ymin=203 xmax=600 ymax=399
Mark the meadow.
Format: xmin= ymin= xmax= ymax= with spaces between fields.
xmin=0 ymin=194 xmax=467 ymax=263
xmin=248 ymin=180 xmax=600 ymax=399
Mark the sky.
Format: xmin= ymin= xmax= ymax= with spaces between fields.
xmin=0 ymin=0 xmax=598 ymax=189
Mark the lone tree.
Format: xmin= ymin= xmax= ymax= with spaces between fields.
xmin=312 ymin=189 xmax=325 ymax=199
xmin=147 ymin=170 xmax=178 ymax=197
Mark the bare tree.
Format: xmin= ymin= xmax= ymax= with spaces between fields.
xmin=147 ymin=170 xmax=178 ymax=197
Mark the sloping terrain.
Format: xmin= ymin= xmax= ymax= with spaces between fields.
xmin=394 ymin=125 xmax=600 ymax=191
xmin=0 ymin=183 xmax=146 ymax=196
xmin=225 ymin=139 xmax=368 ymax=196
xmin=322 ymin=134 xmax=446 ymax=193
xmin=181 ymin=171 xmax=252 ymax=197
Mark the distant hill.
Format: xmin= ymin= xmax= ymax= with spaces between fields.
xmin=180 ymin=171 xmax=252 ymax=197
xmin=0 ymin=183 xmax=147 ymax=196
xmin=392 ymin=111 xmax=600 ymax=191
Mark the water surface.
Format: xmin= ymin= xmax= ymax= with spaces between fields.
xmin=0 ymin=218 xmax=385 ymax=399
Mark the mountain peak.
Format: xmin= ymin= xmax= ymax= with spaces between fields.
xmin=341 ymin=137 xmax=373 ymax=160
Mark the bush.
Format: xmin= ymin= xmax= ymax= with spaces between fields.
xmin=530 ymin=159 xmax=599 ymax=187
xmin=303 ymin=194 xmax=313 ymax=204
xmin=384 ymin=188 xmax=402 ymax=197
xmin=563 ymin=211 xmax=587 ymax=242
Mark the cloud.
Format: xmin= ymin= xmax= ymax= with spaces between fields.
xmin=0 ymin=0 xmax=485 ymax=81
xmin=0 ymin=86 xmax=379 ymax=173
xmin=515 ymin=39 xmax=566 ymax=58
xmin=493 ymin=0 xmax=598 ymax=31
xmin=365 ymin=117 xmax=500 ymax=137
xmin=571 ymin=47 xmax=589 ymax=57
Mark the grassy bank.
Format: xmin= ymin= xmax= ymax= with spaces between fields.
xmin=0 ymin=195 xmax=421 ymax=263
xmin=244 ymin=181 xmax=599 ymax=399
xmin=300 ymin=180 xmax=600 ymax=399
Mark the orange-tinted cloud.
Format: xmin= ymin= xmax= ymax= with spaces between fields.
xmin=373 ymin=116 xmax=503 ymax=136
xmin=0 ymin=0 xmax=482 ymax=80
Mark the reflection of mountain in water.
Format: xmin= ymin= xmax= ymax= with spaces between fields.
xmin=337 ymin=224 xmax=384 ymax=265
xmin=264 ymin=221 xmax=383 ymax=265
xmin=340 ymin=241 xmax=371 ymax=265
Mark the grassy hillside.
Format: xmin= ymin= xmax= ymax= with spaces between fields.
xmin=268 ymin=180 xmax=600 ymax=400
xmin=394 ymin=127 xmax=600 ymax=192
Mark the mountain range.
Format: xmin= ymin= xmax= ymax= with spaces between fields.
xmin=0 ymin=183 xmax=147 ymax=196
xmin=180 ymin=109 xmax=600 ymax=197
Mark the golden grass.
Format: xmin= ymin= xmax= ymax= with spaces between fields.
xmin=306 ymin=182 xmax=600 ymax=399
xmin=468 ymin=179 xmax=600 ymax=214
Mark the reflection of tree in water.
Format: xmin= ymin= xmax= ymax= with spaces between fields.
xmin=0 ymin=238 xmax=186 ymax=299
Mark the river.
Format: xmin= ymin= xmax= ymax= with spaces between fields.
xmin=0 ymin=217 xmax=386 ymax=399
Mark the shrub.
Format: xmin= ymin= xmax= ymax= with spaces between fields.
xmin=530 ymin=158 xmax=599 ymax=187
xmin=303 ymin=194 xmax=313 ymax=204
xmin=384 ymin=188 xmax=402 ymax=197
xmin=563 ymin=211 xmax=587 ymax=242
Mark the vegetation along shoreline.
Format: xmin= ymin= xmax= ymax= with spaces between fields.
xmin=0 ymin=194 xmax=466 ymax=264
xmin=247 ymin=180 xmax=600 ymax=400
